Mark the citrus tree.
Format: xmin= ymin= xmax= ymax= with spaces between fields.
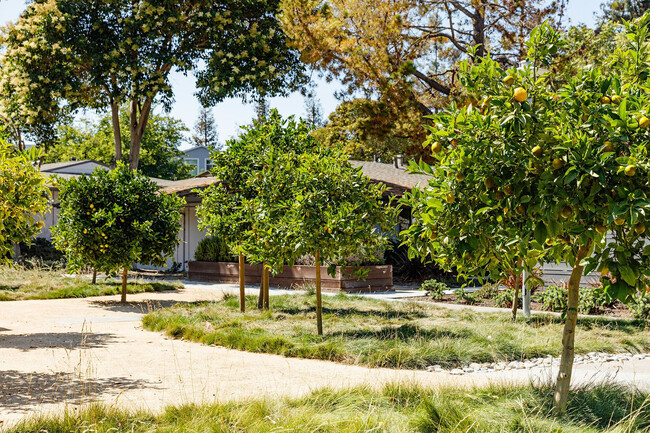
xmin=0 ymin=134 xmax=50 ymax=263
xmin=198 ymin=111 xmax=317 ymax=311
xmin=401 ymin=18 xmax=650 ymax=415
xmin=52 ymin=164 xmax=183 ymax=302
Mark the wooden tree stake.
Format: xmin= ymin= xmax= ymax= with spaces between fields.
xmin=239 ymin=252 xmax=245 ymax=313
xmin=120 ymin=268 xmax=128 ymax=303
xmin=263 ymin=265 xmax=270 ymax=310
xmin=315 ymin=252 xmax=323 ymax=335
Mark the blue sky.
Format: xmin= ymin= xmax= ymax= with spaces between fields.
xmin=0 ymin=0 xmax=602 ymax=148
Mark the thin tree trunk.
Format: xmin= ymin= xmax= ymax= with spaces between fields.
xmin=120 ymin=268 xmax=128 ymax=303
xmin=315 ymin=252 xmax=323 ymax=335
xmin=128 ymin=98 xmax=152 ymax=170
xmin=258 ymin=263 xmax=265 ymax=309
xmin=92 ymin=269 xmax=97 ymax=285
xmin=512 ymin=272 xmax=520 ymax=320
xmin=553 ymin=241 xmax=592 ymax=415
xmin=11 ymin=243 xmax=20 ymax=263
xmin=239 ymin=252 xmax=245 ymax=313
xmin=110 ymin=99 xmax=122 ymax=166
xmin=263 ymin=266 xmax=269 ymax=311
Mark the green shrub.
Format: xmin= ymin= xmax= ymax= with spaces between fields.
xmin=453 ymin=288 xmax=479 ymax=305
xmin=536 ymin=285 xmax=567 ymax=312
xmin=477 ymin=282 xmax=499 ymax=299
xmin=19 ymin=237 xmax=65 ymax=267
xmin=579 ymin=284 xmax=611 ymax=314
xmin=628 ymin=292 xmax=650 ymax=321
xmin=194 ymin=236 xmax=235 ymax=262
xmin=494 ymin=288 xmax=522 ymax=309
xmin=421 ymin=279 xmax=448 ymax=300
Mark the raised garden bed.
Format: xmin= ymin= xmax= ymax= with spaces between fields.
xmin=188 ymin=261 xmax=393 ymax=293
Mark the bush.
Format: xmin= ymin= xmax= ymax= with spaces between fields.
xmin=494 ymin=288 xmax=522 ymax=309
xmin=536 ymin=285 xmax=567 ymax=312
xmin=194 ymin=236 xmax=235 ymax=262
xmin=628 ymin=292 xmax=650 ymax=321
xmin=19 ymin=238 xmax=65 ymax=267
xmin=579 ymin=284 xmax=611 ymax=315
xmin=421 ymin=279 xmax=448 ymax=300
xmin=477 ymin=282 xmax=499 ymax=299
xmin=453 ymin=288 xmax=479 ymax=305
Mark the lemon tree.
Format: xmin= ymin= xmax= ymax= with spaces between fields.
xmin=52 ymin=164 xmax=183 ymax=302
xmin=0 ymin=134 xmax=50 ymax=263
xmin=402 ymin=18 xmax=650 ymax=415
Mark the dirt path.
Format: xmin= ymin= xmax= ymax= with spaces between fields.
xmin=2 ymin=284 xmax=650 ymax=428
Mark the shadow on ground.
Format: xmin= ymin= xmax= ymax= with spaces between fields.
xmin=89 ymin=299 xmax=188 ymax=314
xmin=0 ymin=331 xmax=118 ymax=351
xmin=0 ymin=370 xmax=157 ymax=409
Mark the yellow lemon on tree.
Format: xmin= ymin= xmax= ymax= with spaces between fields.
xmin=614 ymin=217 xmax=626 ymax=226
xmin=446 ymin=193 xmax=456 ymax=204
xmin=432 ymin=141 xmax=443 ymax=154
xmin=561 ymin=206 xmax=572 ymax=219
xmin=635 ymin=222 xmax=646 ymax=234
xmin=455 ymin=172 xmax=464 ymax=182
xmin=545 ymin=238 xmax=554 ymax=246
xmin=532 ymin=145 xmax=543 ymax=158
xmin=603 ymin=141 xmax=614 ymax=152
xmin=504 ymin=184 xmax=514 ymax=195
xmin=639 ymin=115 xmax=650 ymax=129
xmin=513 ymin=87 xmax=527 ymax=102
xmin=595 ymin=222 xmax=608 ymax=234
xmin=625 ymin=165 xmax=636 ymax=176
xmin=552 ymin=158 xmax=565 ymax=169
xmin=484 ymin=177 xmax=495 ymax=189
xmin=601 ymin=265 xmax=610 ymax=276
xmin=503 ymin=75 xmax=515 ymax=86
xmin=600 ymin=96 xmax=611 ymax=104
xmin=612 ymin=95 xmax=622 ymax=104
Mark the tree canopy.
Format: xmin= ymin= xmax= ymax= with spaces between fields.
xmin=0 ymin=0 xmax=306 ymax=167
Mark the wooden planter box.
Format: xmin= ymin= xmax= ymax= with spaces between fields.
xmin=188 ymin=261 xmax=393 ymax=293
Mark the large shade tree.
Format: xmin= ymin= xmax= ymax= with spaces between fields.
xmin=52 ymin=164 xmax=184 ymax=302
xmin=401 ymin=19 xmax=650 ymax=414
xmin=0 ymin=0 xmax=305 ymax=166
xmin=280 ymin=0 xmax=567 ymax=157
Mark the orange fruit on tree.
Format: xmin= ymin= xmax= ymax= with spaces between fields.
xmin=612 ymin=95 xmax=622 ymax=104
xmin=603 ymin=141 xmax=614 ymax=152
xmin=561 ymin=206 xmax=572 ymax=218
xmin=446 ymin=193 xmax=456 ymax=204
xmin=639 ymin=115 xmax=650 ymax=129
xmin=614 ymin=217 xmax=625 ymax=226
xmin=504 ymin=184 xmax=514 ymax=195
xmin=513 ymin=87 xmax=527 ymax=102
xmin=552 ymin=158 xmax=564 ymax=170
xmin=432 ymin=141 xmax=443 ymax=154
xmin=625 ymin=165 xmax=636 ymax=176
xmin=595 ymin=222 xmax=608 ymax=234
xmin=484 ymin=177 xmax=495 ymax=189
xmin=455 ymin=172 xmax=464 ymax=182
xmin=635 ymin=222 xmax=646 ymax=234
xmin=503 ymin=75 xmax=515 ymax=86
xmin=532 ymin=145 xmax=543 ymax=157
xmin=600 ymin=96 xmax=611 ymax=104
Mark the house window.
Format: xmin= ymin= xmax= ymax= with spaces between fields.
xmin=206 ymin=159 xmax=215 ymax=173
xmin=184 ymin=158 xmax=199 ymax=176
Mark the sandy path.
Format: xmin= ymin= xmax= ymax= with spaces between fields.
xmin=2 ymin=284 xmax=650 ymax=427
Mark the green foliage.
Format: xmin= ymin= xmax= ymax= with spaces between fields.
xmin=453 ymin=288 xmax=479 ymax=305
xmin=494 ymin=289 xmax=522 ymax=309
xmin=0 ymin=137 xmax=50 ymax=263
xmin=198 ymin=110 xmax=394 ymax=274
xmin=401 ymin=18 xmax=650 ymax=304
xmin=421 ymin=279 xmax=447 ymax=300
xmin=19 ymin=238 xmax=65 ymax=267
xmin=537 ymin=285 xmax=568 ymax=312
xmin=629 ymin=291 xmax=650 ymax=320
xmin=476 ymin=282 xmax=500 ymax=299
xmin=45 ymin=109 xmax=192 ymax=180
xmin=194 ymin=236 xmax=234 ymax=262
xmin=52 ymin=164 xmax=184 ymax=274
xmin=536 ymin=285 xmax=612 ymax=314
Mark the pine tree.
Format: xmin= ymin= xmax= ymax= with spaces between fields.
xmin=254 ymin=97 xmax=269 ymax=122
xmin=303 ymin=93 xmax=324 ymax=128
xmin=192 ymin=106 xmax=220 ymax=149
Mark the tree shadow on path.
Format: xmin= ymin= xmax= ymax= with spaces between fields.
xmin=0 ymin=369 xmax=157 ymax=410
xmin=89 ymin=299 xmax=194 ymax=314
xmin=0 ymin=331 xmax=118 ymax=351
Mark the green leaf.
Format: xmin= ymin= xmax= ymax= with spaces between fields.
xmin=534 ymin=221 xmax=547 ymax=245
xmin=619 ymin=265 xmax=637 ymax=286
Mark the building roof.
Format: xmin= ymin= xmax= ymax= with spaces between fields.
xmin=350 ymin=160 xmax=431 ymax=192
xmin=40 ymin=159 xmax=110 ymax=173
xmin=160 ymin=176 xmax=219 ymax=195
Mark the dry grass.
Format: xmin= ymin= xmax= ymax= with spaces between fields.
xmin=0 ymin=265 xmax=182 ymax=301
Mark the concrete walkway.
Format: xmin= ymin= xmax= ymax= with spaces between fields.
xmin=1 ymin=283 xmax=650 ymax=428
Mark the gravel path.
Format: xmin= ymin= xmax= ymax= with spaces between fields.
xmin=2 ymin=283 xmax=650 ymax=428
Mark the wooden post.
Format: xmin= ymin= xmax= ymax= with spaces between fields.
xmin=239 ymin=252 xmax=245 ymax=313
xmin=512 ymin=272 xmax=520 ymax=320
xmin=553 ymin=241 xmax=592 ymax=415
xmin=257 ymin=264 xmax=264 ymax=310
xmin=315 ymin=252 xmax=323 ymax=335
xmin=263 ymin=265 xmax=270 ymax=310
xmin=522 ymin=269 xmax=531 ymax=318
xmin=92 ymin=269 xmax=97 ymax=285
xmin=120 ymin=268 xmax=128 ymax=303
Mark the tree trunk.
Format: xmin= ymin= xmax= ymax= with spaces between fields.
xmin=128 ymin=98 xmax=152 ymax=170
xmin=315 ymin=252 xmax=323 ymax=335
xmin=472 ymin=2 xmax=486 ymax=59
xmin=110 ymin=99 xmax=122 ymax=166
xmin=512 ymin=271 xmax=520 ymax=321
xmin=257 ymin=267 xmax=264 ymax=309
xmin=11 ymin=243 xmax=20 ymax=263
xmin=553 ymin=240 xmax=592 ymax=415
xmin=120 ymin=268 xmax=128 ymax=303
xmin=263 ymin=266 xmax=270 ymax=311
xmin=239 ymin=252 xmax=245 ymax=313
xmin=92 ymin=269 xmax=97 ymax=285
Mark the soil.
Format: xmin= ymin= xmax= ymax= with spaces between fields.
xmin=416 ymin=293 xmax=634 ymax=318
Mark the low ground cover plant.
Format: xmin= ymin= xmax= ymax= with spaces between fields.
xmin=8 ymin=382 xmax=650 ymax=433
xmin=0 ymin=266 xmax=181 ymax=301
xmin=420 ymin=279 xmax=448 ymax=300
xmin=143 ymin=293 xmax=650 ymax=369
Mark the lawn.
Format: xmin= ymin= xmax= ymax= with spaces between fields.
xmin=0 ymin=266 xmax=182 ymax=301
xmin=142 ymin=293 xmax=650 ymax=369
xmin=7 ymin=383 xmax=650 ymax=432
